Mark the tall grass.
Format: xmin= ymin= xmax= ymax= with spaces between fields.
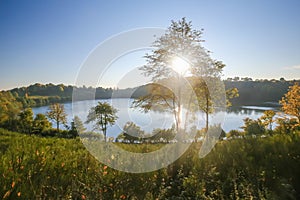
xmin=1 ymin=128 xmax=299 ymax=199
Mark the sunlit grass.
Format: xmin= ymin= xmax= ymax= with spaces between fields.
xmin=0 ymin=128 xmax=299 ymax=199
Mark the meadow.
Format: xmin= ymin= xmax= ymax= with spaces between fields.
xmin=1 ymin=128 xmax=299 ymax=199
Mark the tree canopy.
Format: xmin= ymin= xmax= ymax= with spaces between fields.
xmin=134 ymin=18 xmax=226 ymax=133
xmin=46 ymin=103 xmax=67 ymax=132
xmin=280 ymin=83 xmax=300 ymax=122
xmin=86 ymin=102 xmax=118 ymax=142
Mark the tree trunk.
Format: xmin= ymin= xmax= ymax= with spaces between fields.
xmin=57 ymin=121 xmax=59 ymax=132
xmin=206 ymin=97 xmax=209 ymax=131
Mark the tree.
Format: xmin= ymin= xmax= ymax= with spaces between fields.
xmin=18 ymin=108 xmax=34 ymax=134
xmin=133 ymin=18 xmax=225 ymax=133
xmin=0 ymin=91 xmax=22 ymax=130
xmin=242 ymin=118 xmax=265 ymax=136
xmin=188 ymin=77 xmax=232 ymax=131
xmin=226 ymin=87 xmax=239 ymax=107
xmin=150 ymin=127 xmax=176 ymax=143
xmin=33 ymin=113 xmax=52 ymax=134
xmin=280 ymin=83 xmax=300 ymax=123
xmin=227 ymin=129 xmax=245 ymax=138
xmin=46 ymin=103 xmax=67 ymax=132
xmin=275 ymin=116 xmax=299 ymax=134
xmin=117 ymin=122 xmax=145 ymax=143
xmin=85 ymin=102 xmax=118 ymax=142
xmin=260 ymin=110 xmax=276 ymax=131
xmin=72 ymin=116 xmax=86 ymax=134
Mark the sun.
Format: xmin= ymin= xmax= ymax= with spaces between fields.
xmin=171 ymin=56 xmax=190 ymax=75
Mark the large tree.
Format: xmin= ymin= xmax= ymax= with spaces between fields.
xmin=46 ymin=103 xmax=67 ymax=131
xmin=133 ymin=18 xmax=225 ymax=133
xmin=86 ymin=102 xmax=118 ymax=142
xmin=280 ymin=83 xmax=300 ymax=122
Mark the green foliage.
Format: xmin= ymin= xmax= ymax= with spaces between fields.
xmin=0 ymin=129 xmax=300 ymax=199
xmin=226 ymin=87 xmax=239 ymax=107
xmin=2 ymin=79 xmax=299 ymax=111
xmin=86 ymin=102 xmax=118 ymax=142
xmin=117 ymin=122 xmax=145 ymax=143
xmin=260 ymin=110 xmax=276 ymax=132
xmin=227 ymin=129 xmax=245 ymax=138
xmin=117 ymin=124 xmax=176 ymax=144
xmin=242 ymin=117 xmax=265 ymax=136
xmin=0 ymin=91 xmax=22 ymax=130
xmin=72 ymin=116 xmax=86 ymax=134
xmin=225 ymin=79 xmax=300 ymax=106
xmin=149 ymin=127 xmax=176 ymax=143
xmin=275 ymin=116 xmax=300 ymax=135
xmin=18 ymin=108 xmax=34 ymax=134
xmin=135 ymin=18 xmax=226 ymax=132
xmin=32 ymin=113 xmax=52 ymax=134
xmin=46 ymin=103 xmax=67 ymax=132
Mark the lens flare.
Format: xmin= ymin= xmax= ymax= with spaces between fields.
xmin=171 ymin=56 xmax=190 ymax=75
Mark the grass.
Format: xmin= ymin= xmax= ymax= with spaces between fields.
xmin=1 ymin=128 xmax=300 ymax=199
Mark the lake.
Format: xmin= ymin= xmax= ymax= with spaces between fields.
xmin=32 ymin=98 xmax=279 ymax=138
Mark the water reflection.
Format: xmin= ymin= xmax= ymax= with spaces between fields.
xmin=32 ymin=99 xmax=279 ymax=137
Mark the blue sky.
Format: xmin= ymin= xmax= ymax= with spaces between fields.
xmin=0 ymin=0 xmax=300 ymax=90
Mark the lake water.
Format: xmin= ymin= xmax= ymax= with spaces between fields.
xmin=32 ymin=99 xmax=279 ymax=138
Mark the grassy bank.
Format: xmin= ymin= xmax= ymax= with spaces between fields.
xmin=1 ymin=129 xmax=299 ymax=199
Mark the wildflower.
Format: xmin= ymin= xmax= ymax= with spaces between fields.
xmin=11 ymin=181 xmax=15 ymax=188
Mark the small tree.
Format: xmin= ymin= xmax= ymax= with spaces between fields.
xmin=280 ymin=83 xmax=300 ymax=123
xmin=33 ymin=113 xmax=52 ymax=134
xmin=86 ymin=102 xmax=118 ymax=142
xmin=46 ymin=103 xmax=67 ymax=132
xmin=73 ymin=116 xmax=86 ymax=134
xmin=18 ymin=108 xmax=34 ymax=134
xmin=242 ymin=118 xmax=265 ymax=136
xmin=260 ymin=110 xmax=276 ymax=131
xmin=275 ymin=117 xmax=299 ymax=134
xmin=118 ymin=122 xmax=144 ymax=143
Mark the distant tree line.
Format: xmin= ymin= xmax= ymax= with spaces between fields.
xmin=225 ymin=79 xmax=299 ymax=106
xmin=2 ymin=78 xmax=299 ymax=110
xmin=227 ymin=83 xmax=300 ymax=138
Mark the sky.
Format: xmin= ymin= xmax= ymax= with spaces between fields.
xmin=0 ymin=0 xmax=300 ymax=90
